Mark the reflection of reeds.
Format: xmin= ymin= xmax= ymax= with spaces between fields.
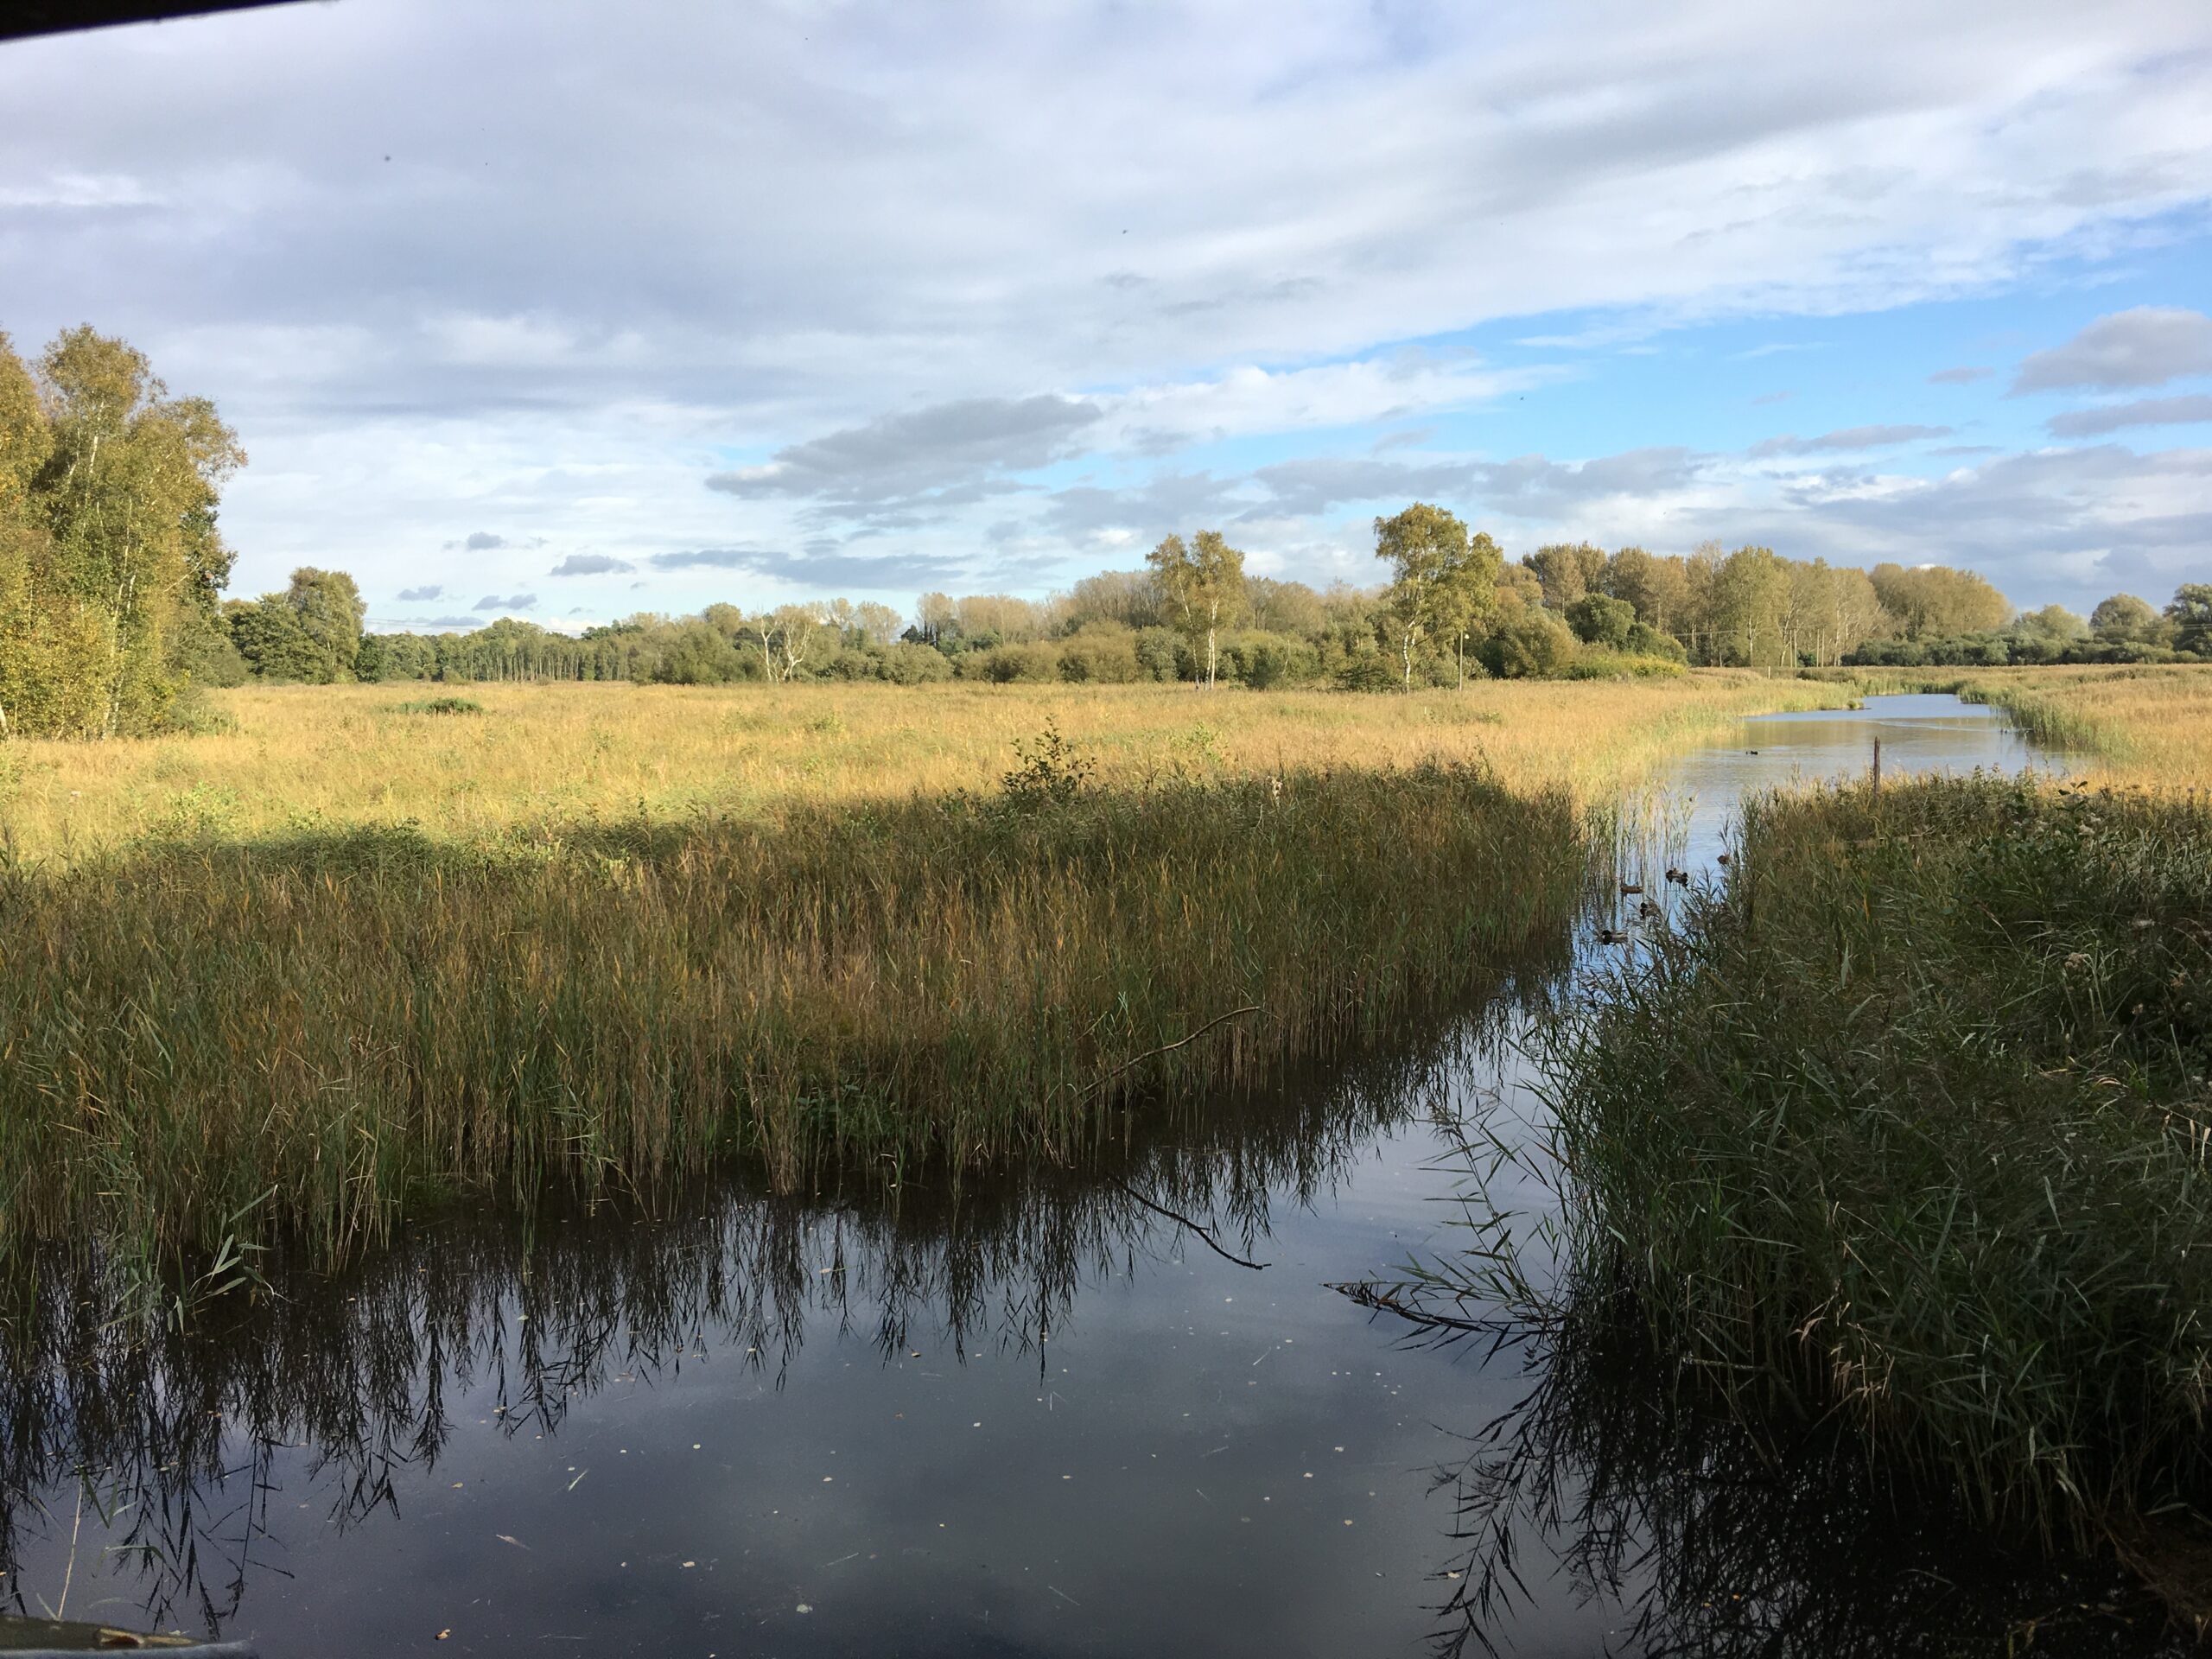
xmin=0 ymin=1009 xmax=1518 ymax=1634
xmin=1356 ymin=1298 xmax=2178 ymax=1658
xmin=0 ymin=763 xmax=1582 ymax=1274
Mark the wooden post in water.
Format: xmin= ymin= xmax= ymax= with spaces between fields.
xmin=1872 ymin=737 xmax=1883 ymax=799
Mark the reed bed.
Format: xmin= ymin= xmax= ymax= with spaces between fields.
xmin=1897 ymin=664 xmax=2212 ymax=791
xmin=1516 ymin=774 xmax=2212 ymax=1548
xmin=0 ymin=675 xmax=1843 ymax=865
xmin=0 ymin=760 xmax=1585 ymax=1270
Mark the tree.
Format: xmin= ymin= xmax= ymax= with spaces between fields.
xmin=1371 ymin=505 xmax=1500 ymax=690
xmin=2168 ymin=584 xmax=2212 ymax=654
xmin=1566 ymin=593 xmax=1635 ymax=649
xmin=850 ymin=601 xmax=903 ymax=646
xmin=1604 ymin=547 xmax=1690 ymax=639
xmin=1522 ymin=543 xmax=1605 ymax=610
xmin=755 ymin=603 xmax=829 ymax=681
xmin=2016 ymin=603 xmax=2087 ymax=642
xmin=1869 ymin=563 xmax=2011 ymax=639
xmin=1147 ymin=530 xmax=1246 ymax=687
xmin=0 ymin=327 xmax=244 ymax=738
xmin=1707 ymin=546 xmax=1793 ymax=667
xmin=287 ymin=567 xmax=366 ymax=678
xmin=914 ymin=591 xmax=956 ymax=645
xmin=2089 ymin=593 xmax=2169 ymax=646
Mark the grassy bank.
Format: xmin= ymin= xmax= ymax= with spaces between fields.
xmin=0 ymin=675 xmax=1843 ymax=864
xmin=0 ymin=758 xmax=1585 ymax=1270
xmin=1522 ymin=774 xmax=2212 ymax=1548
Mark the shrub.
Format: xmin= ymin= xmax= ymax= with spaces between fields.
xmin=1480 ymin=609 xmax=1578 ymax=679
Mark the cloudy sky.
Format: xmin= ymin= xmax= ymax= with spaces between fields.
xmin=3 ymin=0 xmax=2209 ymax=631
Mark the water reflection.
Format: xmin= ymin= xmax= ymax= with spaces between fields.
xmin=1401 ymin=1305 xmax=2187 ymax=1658
xmin=0 ymin=1011 xmax=1525 ymax=1644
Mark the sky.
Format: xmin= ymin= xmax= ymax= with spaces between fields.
xmin=2 ymin=0 xmax=2209 ymax=632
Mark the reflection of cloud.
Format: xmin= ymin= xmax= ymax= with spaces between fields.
xmin=1750 ymin=425 xmax=1951 ymax=457
xmin=2012 ymin=308 xmax=2212 ymax=393
xmin=550 ymin=553 xmax=636 ymax=575
xmin=2046 ymin=395 xmax=2212 ymax=437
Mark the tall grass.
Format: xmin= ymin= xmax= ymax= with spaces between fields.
xmin=0 ymin=676 xmax=1847 ymax=865
xmin=0 ymin=760 xmax=1585 ymax=1271
xmin=1857 ymin=664 xmax=2212 ymax=789
xmin=1491 ymin=775 xmax=2212 ymax=1548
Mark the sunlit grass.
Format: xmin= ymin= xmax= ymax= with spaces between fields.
xmin=1910 ymin=664 xmax=2212 ymax=791
xmin=0 ymin=675 xmax=1847 ymax=864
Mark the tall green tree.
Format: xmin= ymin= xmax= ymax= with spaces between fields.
xmin=1372 ymin=505 xmax=1502 ymax=689
xmin=1147 ymin=529 xmax=1246 ymax=687
xmin=0 ymin=327 xmax=244 ymax=738
xmin=2168 ymin=584 xmax=2212 ymax=655
xmin=2090 ymin=593 xmax=2165 ymax=645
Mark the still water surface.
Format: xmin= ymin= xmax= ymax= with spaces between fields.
xmin=3 ymin=696 xmax=2173 ymax=1656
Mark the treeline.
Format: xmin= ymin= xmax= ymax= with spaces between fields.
xmin=336 ymin=533 xmax=2202 ymax=693
xmin=7 ymin=325 xmax=2204 ymax=739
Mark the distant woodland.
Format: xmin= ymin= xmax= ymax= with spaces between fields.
xmin=4 ymin=327 xmax=2205 ymax=736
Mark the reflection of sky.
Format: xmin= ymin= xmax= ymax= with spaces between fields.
xmin=1648 ymin=692 xmax=2062 ymax=874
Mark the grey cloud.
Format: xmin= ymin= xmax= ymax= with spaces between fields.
xmin=704 ymin=395 xmax=1103 ymax=524
xmin=2012 ymin=308 xmax=2212 ymax=393
xmin=396 ymin=584 xmax=443 ymax=601
xmin=1251 ymin=456 xmax=1479 ymax=517
xmin=1472 ymin=447 xmax=1705 ymax=509
xmin=474 ymin=592 xmax=538 ymax=611
xmin=464 ymin=531 xmax=507 ymax=550
xmin=1750 ymin=424 xmax=1953 ymax=457
xmin=1750 ymin=390 xmax=1792 ymax=406
xmin=401 ymin=613 xmax=491 ymax=630
xmin=1037 ymin=472 xmax=1255 ymax=539
xmin=1929 ymin=365 xmax=1993 ymax=385
xmin=550 ymin=553 xmax=637 ymax=575
xmin=645 ymin=546 xmax=969 ymax=588
xmin=2046 ymin=395 xmax=2212 ymax=437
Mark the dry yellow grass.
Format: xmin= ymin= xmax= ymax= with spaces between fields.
xmin=1941 ymin=665 xmax=2212 ymax=791
xmin=0 ymin=672 xmax=1846 ymax=863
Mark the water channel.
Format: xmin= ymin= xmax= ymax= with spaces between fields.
xmin=1 ymin=696 xmax=2181 ymax=1656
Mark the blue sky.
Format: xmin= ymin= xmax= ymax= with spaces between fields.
xmin=2 ymin=0 xmax=2208 ymax=628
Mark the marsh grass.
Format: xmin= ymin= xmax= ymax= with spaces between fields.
xmin=0 ymin=676 xmax=1847 ymax=864
xmin=1472 ymin=774 xmax=2212 ymax=1548
xmin=1882 ymin=664 xmax=2212 ymax=788
xmin=0 ymin=760 xmax=1586 ymax=1272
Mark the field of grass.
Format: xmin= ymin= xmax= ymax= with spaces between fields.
xmin=0 ymin=674 xmax=1846 ymax=864
xmin=1503 ymin=773 xmax=2212 ymax=1554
